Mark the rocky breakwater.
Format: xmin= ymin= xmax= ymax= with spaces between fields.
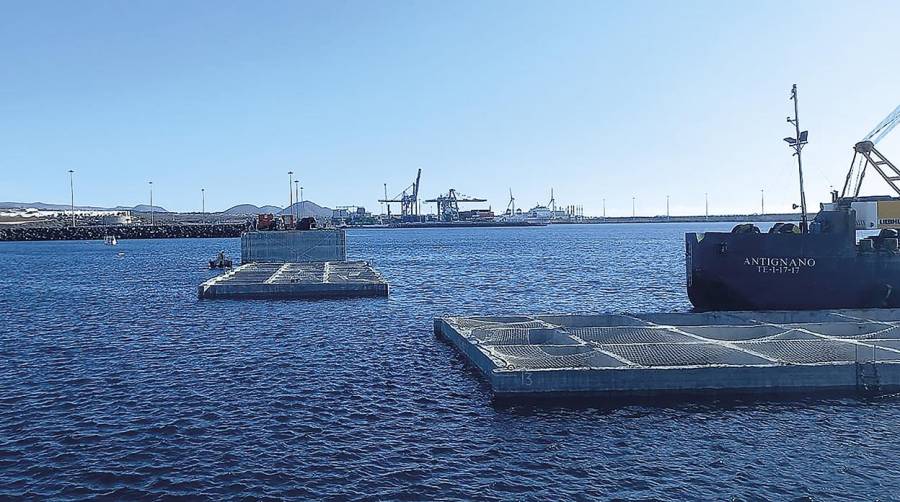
xmin=0 ymin=224 xmax=247 ymax=241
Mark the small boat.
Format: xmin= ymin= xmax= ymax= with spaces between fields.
xmin=209 ymin=251 xmax=233 ymax=269
xmin=104 ymin=235 xmax=118 ymax=246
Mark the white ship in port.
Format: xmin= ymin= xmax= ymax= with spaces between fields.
xmin=496 ymin=189 xmax=566 ymax=224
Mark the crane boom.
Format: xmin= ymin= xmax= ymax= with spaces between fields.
xmin=863 ymin=104 xmax=900 ymax=145
xmin=841 ymin=102 xmax=900 ymax=199
xmin=412 ymin=168 xmax=421 ymax=202
xmin=425 ymin=188 xmax=487 ymax=221
xmin=378 ymin=168 xmax=422 ymax=220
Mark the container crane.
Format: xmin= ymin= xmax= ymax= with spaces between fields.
xmin=379 ymin=168 xmax=422 ymax=221
xmin=841 ymin=104 xmax=900 ymax=199
xmin=425 ymin=189 xmax=487 ymax=221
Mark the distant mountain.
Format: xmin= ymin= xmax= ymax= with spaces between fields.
xmin=128 ymin=204 xmax=168 ymax=213
xmin=0 ymin=201 xmax=330 ymax=215
xmin=0 ymin=201 xmax=108 ymax=211
xmin=0 ymin=201 xmax=172 ymax=213
xmin=222 ymin=204 xmax=284 ymax=215
xmin=279 ymin=201 xmax=332 ymax=218
xmin=222 ymin=204 xmax=262 ymax=215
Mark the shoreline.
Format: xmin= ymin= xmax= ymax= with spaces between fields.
xmin=0 ymin=224 xmax=246 ymax=242
xmin=0 ymin=214 xmax=805 ymax=242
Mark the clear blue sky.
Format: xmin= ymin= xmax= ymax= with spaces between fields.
xmin=2 ymin=1 xmax=899 ymax=215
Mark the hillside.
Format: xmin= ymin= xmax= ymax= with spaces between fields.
xmin=222 ymin=204 xmax=287 ymax=215
xmin=128 ymin=204 xmax=169 ymax=213
xmin=0 ymin=201 xmax=108 ymax=211
xmin=223 ymin=204 xmax=263 ymax=215
xmin=279 ymin=201 xmax=332 ymax=218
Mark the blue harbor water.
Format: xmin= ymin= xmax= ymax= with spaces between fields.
xmin=1 ymin=223 xmax=898 ymax=499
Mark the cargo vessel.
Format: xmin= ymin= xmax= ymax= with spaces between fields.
xmin=687 ymin=86 xmax=900 ymax=311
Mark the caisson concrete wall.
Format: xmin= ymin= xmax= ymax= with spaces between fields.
xmin=240 ymin=229 xmax=346 ymax=264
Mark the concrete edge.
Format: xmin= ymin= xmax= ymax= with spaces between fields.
xmin=434 ymin=315 xmax=900 ymax=398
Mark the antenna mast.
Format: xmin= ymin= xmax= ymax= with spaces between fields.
xmin=784 ymin=84 xmax=809 ymax=233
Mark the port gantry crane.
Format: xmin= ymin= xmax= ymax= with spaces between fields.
xmin=379 ymin=168 xmax=422 ymax=221
xmin=841 ymin=104 xmax=900 ymax=199
xmin=425 ymin=189 xmax=487 ymax=222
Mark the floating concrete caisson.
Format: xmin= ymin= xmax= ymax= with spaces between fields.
xmin=199 ymin=261 xmax=388 ymax=299
xmin=434 ymin=310 xmax=900 ymax=399
xmin=240 ymin=229 xmax=346 ymax=264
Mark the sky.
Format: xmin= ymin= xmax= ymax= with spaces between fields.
xmin=2 ymin=0 xmax=900 ymax=216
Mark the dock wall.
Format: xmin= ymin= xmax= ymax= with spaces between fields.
xmin=0 ymin=224 xmax=246 ymax=241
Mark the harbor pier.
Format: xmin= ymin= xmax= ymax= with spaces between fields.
xmin=0 ymin=224 xmax=245 ymax=241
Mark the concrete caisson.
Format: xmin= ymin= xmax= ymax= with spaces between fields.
xmin=240 ymin=229 xmax=346 ymax=264
xmin=434 ymin=309 xmax=900 ymax=400
xmin=199 ymin=261 xmax=388 ymax=299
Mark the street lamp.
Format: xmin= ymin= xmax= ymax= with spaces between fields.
xmin=68 ymin=170 xmax=75 ymax=227
xmin=294 ymin=180 xmax=299 ymax=219
xmin=761 ymin=189 xmax=765 ymax=215
xmin=149 ymin=181 xmax=154 ymax=226
xmin=201 ymin=188 xmax=205 ymax=214
xmin=666 ymin=195 xmax=670 ymax=219
xmin=288 ymin=171 xmax=294 ymax=222
xmin=705 ymin=192 xmax=709 ymax=220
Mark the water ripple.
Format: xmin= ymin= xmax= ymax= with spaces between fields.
xmin=1 ymin=224 xmax=899 ymax=499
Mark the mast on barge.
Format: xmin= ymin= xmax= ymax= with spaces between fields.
xmin=784 ymin=84 xmax=810 ymax=233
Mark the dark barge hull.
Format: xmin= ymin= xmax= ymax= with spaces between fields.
xmin=686 ymin=209 xmax=900 ymax=311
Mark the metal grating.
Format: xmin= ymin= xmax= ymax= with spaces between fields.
xmin=568 ymin=326 xmax=696 ymax=344
xmin=599 ymin=343 xmax=772 ymax=367
xmin=489 ymin=345 xmax=627 ymax=369
xmin=443 ymin=312 xmax=900 ymax=371
xmin=735 ymin=340 xmax=900 ymax=364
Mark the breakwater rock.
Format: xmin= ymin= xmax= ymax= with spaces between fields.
xmin=0 ymin=224 xmax=247 ymax=242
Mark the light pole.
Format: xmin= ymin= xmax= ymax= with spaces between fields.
xmin=602 ymin=198 xmax=606 ymax=218
xmin=666 ymin=195 xmax=670 ymax=219
xmin=201 ymin=188 xmax=205 ymax=214
xmin=761 ymin=189 xmax=765 ymax=215
xmin=705 ymin=192 xmax=709 ymax=220
xmin=785 ymin=84 xmax=809 ymax=232
xmin=632 ymin=196 xmax=635 ymax=218
xmin=68 ymin=170 xmax=75 ymax=227
xmin=149 ymin=181 xmax=154 ymax=226
xmin=294 ymin=181 xmax=300 ymax=219
xmin=288 ymin=171 xmax=294 ymax=222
